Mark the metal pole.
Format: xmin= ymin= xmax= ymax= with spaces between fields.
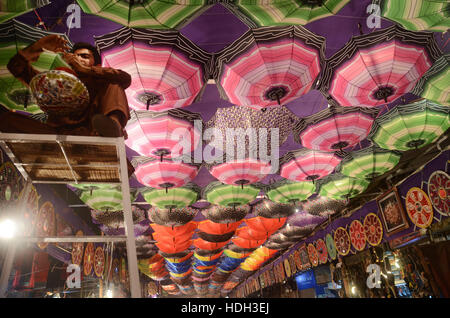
xmin=117 ymin=139 xmax=141 ymax=298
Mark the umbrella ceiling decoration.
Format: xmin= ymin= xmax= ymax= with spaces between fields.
xmin=373 ymin=0 xmax=450 ymax=32
xmin=140 ymin=182 xmax=200 ymax=209
xmin=212 ymin=25 xmax=326 ymax=109
xmin=77 ymin=0 xmax=212 ymax=29
xmin=232 ymin=237 xmax=267 ymax=249
xmin=201 ymin=204 xmax=250 ymax=224
xmin=90 ymin=205 xmax=146 ymax=229
xmin=203 ymin=181 xmax=261 ymax=207
xmin=294 ymin=105 xmax=379 ymax=152
xmin=223 ymin=0 xmax=350 ymax=27
xmin=193 ymin=238 xmax=228 ymax=250
xmin=131 ymin=155 xmax=200 ymax=190
xmin=197 ymin=219 xmax=243 ymax=235
xmin=318 ymin=24 xmax=443 ymax=107
xmin=265 ymin=179 xmax=315 ymax=204
xmin=279 ymin=223 xmax=315 ymax=238
xmin=279 ymin=148 xmax=342 ymax=182
xmin=150 ymin=221 xmax=197 ymax=236
xmin=125 ymin=109 xmax=203 ymax=160
xmin=0 ymin=0 xmax=51 ymax=23
xmin=235 ymin=226 xmax=271 ymax=240
xmin=148 ymin=206 xmax=198 ymax=226
xmin=301 ymin=195 xmax=346 ymax=217
xmin=251 ymin=198 xmax=296 ymax=218
xmin=368 ymin=99 xmax=450 ymax=152
xmin=95 ymin=27 xmax=212 ymax=112
xmin=245 ymin=216 xmax=287 ymax=234
xmin=412 ymin=53 xmax=449 ymax=106
xmin=317 ymin=173 xmax=370 ymax=201
xmin=337 ymin=146 xmax=402 ymax=181
xmin=71 ymin=183 xmax=138 ymax=211
xmin=0 ymin=19 xmax=72 ymax=113
xmin=197 ymin=230 xmax=235 ymax=243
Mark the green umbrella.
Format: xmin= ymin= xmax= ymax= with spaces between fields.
xmin=373 ymin=0 xmax=450 ymax=32
xmin=0 ymin=19 xmax=71 ymax=114
xmin=317 ymin=173 xmax=369 ymax=201
xmin=203 ymin=181 xmax=261 ymax=207
xmin=337 ymin=146 xmax=402 ymax=181
xmin=71 ymin=183 xmax=137 ymax=211
xmin=412 ymin=54 xmax=449 ymax=106
xmin=265 ymin=179 xmax=315 ymax=204
xmin=223 ymin=0 xmax=350 ymax=28
xmin=141 ymin=182 xmax=200 ymax=209
xmin=368 ymin=99 xmax=450 ymax=152
xmin=0 ymin=0 xmax=51 ymax=23
xmin=76 ymin=0 xmax=212 ymax=29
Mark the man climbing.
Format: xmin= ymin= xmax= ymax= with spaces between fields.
xmin=1 ymin=34 xmax=131 ymax=138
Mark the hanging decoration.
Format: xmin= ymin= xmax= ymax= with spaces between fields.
xmin=318 ymin=24 xmax=442 ymax=107
xmin=427 ymin=170 xmax=450 ymax=216
xmin=325 ymin=233 xmax=337 ymax=260
xmin=368 ymin=99 xmax=450 ymax=151
xmin=317 ymin=173 xmax=370 ymax=201
xmin=405 ymin=187 xmax=434 ymax=229
xmin=245 ymin=216 xmax=287 ymax=236
xmin=251 ymin=198 xmax=296 ymax=219
xmin=202 ymin=204 xmax=250 ymax=224
xmin=94 ymin=246 xmax=105 ymax=278
xmin=0 ymin=1 xmax=51 ymax=23
xmin=349 ymin=220 xmax=366 ymax=251
xmin=265 ymin=179 xmax=315 ymax=204
xmin=307 ymin=243 xmax=319 ymax=267
xmin=71 ymin=230 xmax=85 ymax=266
xmin=148 ymin=206 xmax=198 ymax=227
xmin=302 ymin=196 xmax=346 ymax=218
xmin=197 ymin=220 xmax=243 ymax=235
xmin=212 ymin=25 xmax=325 ymax=109
xmin=203 ymin=181 xmax=261 ymax=207
xmin=315 ymin=238 xmax=328 ymax=264
xmin=294 ymin=106 xmax=379 ymax=152
xmin=363 ymin=213 xmax=383 ymax=246
xmin=83 ymin=242 xmax=95 ymax=276
xmin=141 ymin=183 xmax=201 ymax=209
xmin=333 ymin=227 xmax=351 ymax=256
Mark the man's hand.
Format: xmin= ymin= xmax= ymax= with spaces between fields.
xmin=62 ymin=52 xmax=91 ymax=74
xmin=21 ymin=35 xmax=70 ymax=62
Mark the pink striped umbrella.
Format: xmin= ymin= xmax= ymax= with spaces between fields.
xmin=131 ymin=156 xmax=200 ymax=190
xmin=318 ymin=25 xmax=442 ymax=107
xmin=279 ymin=148 xmax=342 ymax=182
xmin=95 ymin=27 xmax=212 ymax=112
xmin=125 ymin=109 xmax=203 ymax=159
xmin=294 ymin=106 xmax=379 ymax=152
xmin=213 ymin=25 xmax=325 ymax=109
xmin=207 ymin=158 xmax=273 ymax=186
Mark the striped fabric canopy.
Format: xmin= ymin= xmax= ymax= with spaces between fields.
xmin=318 ymin=25 xmax=442 ymax=107
xmin=265 ymin=179 xmax=315 ymax=204
xmin=95 ymin=27 xmax=212 ymax=112
xmin=279 ymin=148 xmax=342 ymax=182
xmin=223 ymin=0 xmax=350 ymax=28
xmin=141 ymin=183 xmax=200 ymax=208
xmin=208 ymin=158 xmax=273 ymax=186
xmin=294 ymin=106 xmax=379 ymax=152
xmin=373 ymin=0 xmax=450 ymax=32
xmin=412 ymin=54 xmax=449 ymax=106
xmin=337 ymin=146 xmax=402 ymax=181
xmin=125 ymin=109 xmax=203 ymax=159
xmin=368 ymin=99 xmax=450 ymax=151
xmin=203 ymin=181 xmax=261 ymax=207
xmin=213 ymin=25 xmax=325 ymax=109
xmin=0 ymin=0 xmax=50 ymax=23
xmin=317 ymin=173 xmax=370 ymax=200
xmin=77 ymin=0 xmax=212 ymax=29
xmin=71 ymin=183 xmax=137 ymax=211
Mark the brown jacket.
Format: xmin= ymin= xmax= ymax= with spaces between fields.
xmin=7 ymin=51 xmax=131 ymax=135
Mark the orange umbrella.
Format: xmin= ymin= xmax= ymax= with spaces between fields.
xmin=152 ymin=231 xmax=193 ymax=245
xmin=150 ymin=221 xmax=197 ymax=236
xmin=235 ymin=226 xmax=273 ymax=240
xmin=155 ymin=240 xmax=192 ymax=254
xmin=165 ymin=252 xmax=194 ymax=263
xmin=232 ymin=237 xmax=266 ymax=249
xmin=245 ymin=216 xmax=286 ymax=234
xmin=197 ymin=219 xmax=243 ymax=235
xmin=193 ymin=238 xmax=228 ymax=250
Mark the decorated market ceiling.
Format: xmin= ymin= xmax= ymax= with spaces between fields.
xmin=1 ymin=0 xmax=449 ymax=297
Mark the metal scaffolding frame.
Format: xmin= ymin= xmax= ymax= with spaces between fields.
xmin=0 ymin=133 xmax=142 ymax=298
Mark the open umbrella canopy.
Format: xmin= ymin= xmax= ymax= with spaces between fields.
xmin=317 ymin=173 xmax=370 ymax=200
xmin=197 ymin=219 xmax=243 ymax=235
xmin=212 ymin=25 xmax=325 ymax=109
xmin=412 ymin=53 xmax=449 ymax=106
xmin=318 ymin=24 xmax=442 ymax=107
xmin=150 ymin=221 xmax=198 ymax=237
xmin=152 ymin=231 xmax=193 ymax=245
xmin=95 ymin=27 xmax=212 ymax=112
xmin=141 ymin=182 xmax=200 ymax=209
xmin=279 ymin=148 xmax=342 ymax=182
xmin=71 ymin=183 xmax=137 ymax=211
xmin=368 ymin=99 xmax=450 ymax=151
xmin=337 ymin=146 xmax=402 ymax=181
xmin=0 ymin=0 xmax=50 ymax=23
xmin=294 ymin=105 xmax=379 ymax=152
xmin=223 ymin=0 xmax=350 ymax=27
xmin=373 ymin=0 xmax=450 ymax=32
xmin=125 ymin=109 xmax=203 ymax=159
xmin=232 ymin=236 xmax=266 ymax=249
xmin=0 ymin=19 xmax=71 ymax=113
xmin=245 ymin=216 xmax=287 ymax=234
xmin=251 ymin=198 xmax=296 ymax=218
xmin=201 ymin=204 xmax=250 ymax=223
xmin=77 ymin=0 xmax=212 ymax=29
xmin=203 ymin=181 xmax=261 ymax=207
xmin=265 ymin=179 xmax=315 ymax=204
xmin=235 ymin=226 xmax=271 ymax=240
xmin=301 ymin=195 xmax=346 ymax=217
xmin=193 ymin=238 xmax=228 ymax=250
xmin=148 ymin=206 xmax=198 ymax=226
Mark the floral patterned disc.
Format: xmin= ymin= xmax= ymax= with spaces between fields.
xmin=363 ymin=213 xmax=383 ymax=246
xmin=315 ymin=239 xmax=328 ymax=264
xmin=405 ymin=187 xmax=433 ymax=228
xmin=293 ymin=250 xmax=303 ymax=271
xmin=307 ymin=243 xmax=319 ymax=267
xmin=36 ymin=201 xmax=55 ymax=250
xmin=333 ymin=227 xmax=351 ymax=256
xmin=349 ymin=220 xmax=366 ymax=251
xmin=284 ymin=259 xmax=291 ymax=277
xmin=325 ymin=233 xmax=337 ymax=260
xmin=288 ymin=253 xmax=297 ymax=274
xmin=83 ymin=242 xmax=95 ymax=276
xmin=428 ymin=170 xmax=450 ymax=216
xmin=72 ymin=230 xmax=84 ymax=266
xmin=94 ymin=246 xmax=105 ymax=278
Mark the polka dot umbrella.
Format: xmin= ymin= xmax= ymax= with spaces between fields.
xmin=201 ymin=204 xmax=250 ymax=224
xmin=318 ymin=24 xmax=442 ymax=107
